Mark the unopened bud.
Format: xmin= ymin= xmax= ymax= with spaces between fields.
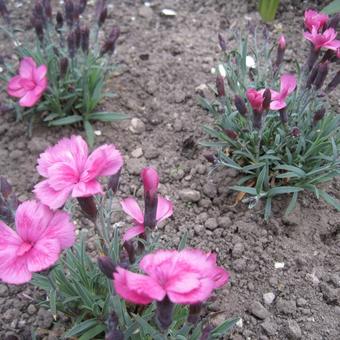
xmin=279 ymin=108 xmax=288 ymax=124
xmin=218 ymin=33 xmax=226 ymax=51
xmin=275 ymin=35 xmax=286 ymax=69
xmin=253 ymin=110 xmax=263 ymax=130
xmin=79 ymin=0 xmax=88 ymax=14
xmin=105 ymin=313 xmax=124 ymax=340
xmin=320 ymin=49 xmax=336 ymax=63
xmin=188 ymin=303 xmax=202 ymax=324
xmin=216 ymin=75 xmax=225 ymax=97
xmin=156 ymin=296 xmax=174 ymax=330
xmin=262 ymin=88 xmax=271 ymax=111
xmin=67 ymin=31 xmax=76 ymax=58
xmin=291 ymin=127 xmax=301 ymax=137
xmin=313 ymin=108 xmax=326 ymax=126
xmin=107 ymin=167 xmax=121 ymax=194
xmin=98 ymin=256 xmax=116 ymax=279
xmin=32 ymin=18 xmax=44 ymax=42
xmin=81 ymin=26 xmax=90 ymax=54
xmin=59 ymin=57 xmax=69 ymax=78
xmin=327 ymin=13 xmax=340 ymax=30
xmin=43 ymin=0 xmax=52 ymax=19
xmin=234 ymin=95 xmax=248 ymax=117
xmin=200 ymin=324 xmax=214 ymax=340
xmin=77 ymin=196 xmax=97 ymax=221
xmin=0 ymin=177 xmax=12 ymax=199
xmin=203 ymin=152 xmax=216 ymax=164
xmin=64 ymin=0 xmax=74 ymax=28
xmin=0 ymin=0 xmax=9 ymax=20
xmin=55 ymin=11 xmax=63 ymax=33
xmin=123 ymin=240 xmax=135 ymax=264
xmin=325 ymin=70 xmax=340 ymax=93
xmin=34 ymin=1 xmax=44 ymax=19
xmin=313 ymin=62 xmax=329 ymax=90
xmin=224 ymin=128 xmax=238 ymax=140
xmin=306 ymin=64 xmax=318 ymax=88
xmin=100 ymin=26 xmax=120 ymax=56
xmin=306 ymin=46 xmax=320 ymax=72
xmin=98 ymin=6 xmax=108 ymax=27
xmin=75 ymin=25 xmax=81 ymax=49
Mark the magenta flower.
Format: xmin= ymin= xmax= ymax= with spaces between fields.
xmin=121 ymin=195 xmax=173 ymax=241
xmin=0 ymin=200 xmax=75 ymax=284
xmin=246 ymin=88 xmax=264 ymax=112
xmin=304 ymin=9 xmax=329 ymax=32
xmin=278 ymin=35 xmax=286 ymax=49
xmin=34 ymin=135 xmax=123 ymax=210
xmin=304 ymin=27 xmax=340 ymax=51
xmin=113 ymin=249 xmax=229 ymax=305
xmin=7 ymin=57 xmax=47 ymax=107
xmin=269 ymin=74 xmax=297 ymax=110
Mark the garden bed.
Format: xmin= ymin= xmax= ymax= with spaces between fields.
xmin=0 ymin=0 xmax=339 ymax=339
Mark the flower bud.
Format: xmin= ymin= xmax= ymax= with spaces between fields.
xmin=123 ymin=240 xmax=135 ymax=264
xmin=107 ymin=167 xmax=122 ymax=194
xmin=188 ymin=303 xmax=202 ymax=324
xmin=98 ymin=256 xmax=116 ymax=279
xmin=64 ymin=0 xmax=74 ymax=28
xmin=223 ymin=128 xmax=238 ymax=140
xmin=141 ymin=167 xmax=159 ymax=198
xmin=253 ymin=110 xmax=263 ymax=130
xmin=262 ymin=88 xmax=271 ymax=111
xmin=105 ymin=313 xmax=124 ymax=340
xmin=79 ymin=0 xmax=88 ymax=14
xmin=156 ymin=296 xmax=174 ymax=331
xmin=275 ymin=35 xmax=286 ymax=69
xmin=313 ymin=108 xmax=326 ymax=126
xmin=43 ymin=0 xmax=52 ymax=19
xmin=0 ymin=0 xmax=10 ymax=24
xmin=200 ymin=324 xmax=214 ymax=340
xmin=327 ymin=13 xmax=340 ymax=30
xmin=279 ymin=108 xmax=288 ymax=124
xmin=75 ymin=25 xmax=81 ymax=49
xmin=313 ymin=62 xmax=328 ymax=90
xmin=34 ymin=1 xmax=44 ymax=19
xmin=306 ymin=64 xmax=318 ymax=88
xmin=291 ymin=127 xmax=301 ymax=137
xmin=77 ymin=196 xmax=97 ymax=221
xmin=80 ymin=26 xmax=90 ymax=53
xmin=100 ymin=26 xmax=120 ymax=56
xmin=325 ymin=70 xmax=340 ymax=93
xmin=320 ymin=49 xmax=336 ymax=63
xmin=0 ymin=177 xmax=12 ymax=199
xmin=218 ymin=33 xmax=226 ymax=51
xmin=216 ymin=75 xmax=225 ymax=97
xmin=98 ymin=6 xmax=108 ymax=27
xmin=59 ymin=57 xmax=69 ymax=78
xmin=234 ymin=95 xmax=248 ymax=117
xmin=203 ymin=152 xmax=216 ymax=164
xmin=32 ymin=17 xmax=44 ymax=42
xmin=67 ymin=30 xmax=76 ymax=58
xmin=306 ymin=46 xmax=320 ymax=72
xmin=55 ymin=11 xmax=63 ymax=33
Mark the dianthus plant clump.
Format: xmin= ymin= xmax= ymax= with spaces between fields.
xmin=200 ymin=10 xmax=340 ymax=219
xmin=0 ymin=0 xmax=126 ymax=145
xmin=0 ymin=135 xmax=238 ymax=339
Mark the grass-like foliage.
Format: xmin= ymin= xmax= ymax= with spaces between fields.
xmin=200 ymin=14 xmax=340 ymax=219
xmin=0 ymin=0 xmax=127 ymax=145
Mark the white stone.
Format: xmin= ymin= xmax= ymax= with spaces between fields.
xmin=218 ymin=64 xmax=226 ymax=78
xmin=274 ymin=262 xmax=285 ymax=269
xmin=263 ymin=292 xmax=275 ymax=305
xmin=161 ymin=9 xmax=177 ymax=16
xmin=246 ymin=55 xmax=256 ymax=68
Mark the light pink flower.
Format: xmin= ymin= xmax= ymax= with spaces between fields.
xmin=121 ymin=195 xmax=173 ymax=241
xmin=113 ymin=249 xmax=229 ymax=305
xmin=34 ymin=135 xmax=123 ymax=210
xmin=269 ymin=74 xmax=297 ymax=110
xmin=7 ymin=57 xmax=47 ymax=107
xmin=304 ymin=9 xmax=329 ymax=32
xmin=246 ymin=88 xmax=264 ymax=112
xmin=141 ymin=167 xmax=159 ymax=197
xmin=304 ymin=27 xmax=340 ymax=51
xmin=0 ymin=200 xmax=75 ymax=284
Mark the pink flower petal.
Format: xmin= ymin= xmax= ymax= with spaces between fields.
xmin=166 ymin=272 xmax=201 ymax=294
xmin=210 ymin=267 xmax=229 ymax=288
xmin=41 ymin=210 xmax=75 ymax=249
xmin=167 ymin=277 xmax=215 ymax=304
xmin=114 ymin=267 xmax=165 ymax=304
xmin=33 ymin=64 xmax=47 ymax=83
xmin=280 ymin=74 xmax=296 ymax=96
xmin=15 ymin=200 xmax=53 ymax=243
xmin=270 ymin=100 xmax=286 ymax=110
xmin=19 ymin=57 xmax=36 ymax=79
xmin=7 ymin=75 xmax=26 ymax=97
xmin=121 ymin=197 xmax=144 ymax=224
xmin=141 ymin=168 xmax=159 ymax=196
xmin=34 ymin=180 xmax=73 ymax=210
xmin=82 ymin=144 xmax=123 ymax=181
xmin=47 ymin=162 xmax=78 ymax=191
xmin=0 ymin=255 xmax=32 ymax=285
xmin=156 ymin=195 xmax=173 ymax=222
xmin=71 ymin=179 xmax=103 ymax=198
xmin=140 ymin=249 xmax=177 ymax=276
xmin=26 ymin=238 xmax=61 ymax=272
xmin=19 ymin=90 xmax=40 ymax=107
xmin=123 ymin=225 xmax=145 ymax=242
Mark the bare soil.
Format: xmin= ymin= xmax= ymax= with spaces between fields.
xmin=0 ymin=0 xmax=339 ymax=339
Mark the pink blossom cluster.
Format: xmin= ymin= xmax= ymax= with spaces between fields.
xmin=0 ymin=136 xmax=123 ymax=284
xmin=303 ymin=9 xmax=340 ymax=52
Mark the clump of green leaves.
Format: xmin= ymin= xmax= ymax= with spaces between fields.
xmin=0 ymin=0 xmax=127 ymax=145
xmin=200 ymin=28 xmax=340 ymax=219
xmin=258 ymin=0 xmax=280 ymax=22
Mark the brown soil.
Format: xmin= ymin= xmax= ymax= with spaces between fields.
xmin=0 ymin=0 xmax=339 ymax=339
